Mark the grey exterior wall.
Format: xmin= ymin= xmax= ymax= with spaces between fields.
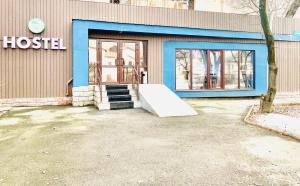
xmin=0 ymin=0 xmax=300 ymax=99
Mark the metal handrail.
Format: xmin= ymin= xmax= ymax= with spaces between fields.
xmin=132 ymin=66 xmax=140 ymax=100
xmin=65 ymin=78 xmax=73 ymax=96
xmin=97 ymin=64 xmax=103 ymax=103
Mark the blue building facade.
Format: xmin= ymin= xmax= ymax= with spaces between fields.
xmin=72 ymin=19 xmax=300 ymax=98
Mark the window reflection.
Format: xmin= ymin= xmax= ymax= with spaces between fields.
xmin=102 ymin=42 xmax=118 ymax=66
xmin=175 ymin=48 xmax=255 ymax=91
xmin=176 ymin=49 xmax=191 ymax=89
xmin=209 ymin=51 xmax=222 ymax=89
xmin=192 ymin=50 xmax=208 ymax=89
xmin=240 ymin=51 xmax=254 ymax=89
xmin=122 ymin=42 xmax=135 ymax=66
xmin=224 ymin=50 xmax=239 ymax=89
xmin=102 ymin=68 xmax=118 ymax=82
xmin=139 ymin=41 xmax=148 ymax=84
xmin=88 ymin=39 xmax=97 ymax=84
xmin=122 ymin=67 xmax=133 ymax=83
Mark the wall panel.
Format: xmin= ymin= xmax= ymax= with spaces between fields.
xmin=0 ymin=0 xmax=300 ymax=99
xmin=275 ymin=42 xmax=300 ymax=93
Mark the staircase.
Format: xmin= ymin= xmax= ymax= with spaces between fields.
xmin=106 ymin=85 xmax=134 ymax=110
xmin=94 ymin=84 xmax=141 ymax=110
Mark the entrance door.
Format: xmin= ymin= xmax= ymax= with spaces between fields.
xmin=100 ymin=41 xmax=118 ymax=83
xmin=100 ymin=40 xmax=140 ymax=84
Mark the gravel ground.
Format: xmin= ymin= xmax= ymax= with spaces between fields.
xmin=273 ymin=104 xmax=300 ymax=118
xmin=0 ymin=99 xmax=300 ymax=186
xmin=248 ymin=104 xmax=300 ymax=121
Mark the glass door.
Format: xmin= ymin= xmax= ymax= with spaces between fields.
xmin=101 ymin=41 xmax=118 ymax=83
xmin=98 ymin=39 xmax=148 ymax=84
xmin=120 ymin=41 xmax=139 ymax=84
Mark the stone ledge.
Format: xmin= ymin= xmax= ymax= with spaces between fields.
xmin=0 ymin=97 xmax=72 ymax=107
xmin=73 ymin=85 xmax=95 ymax=92
xmin=73 ymin=92 xmax=94 ymax=97
xmin=73 ymin=95 xmax=94 ymax=101
xmin=72 ymin=101 xmax=93 ymax=107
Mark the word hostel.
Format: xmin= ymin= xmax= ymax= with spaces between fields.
xmin=0 ymin=0 xmax=300 ymax=109
xmin=2 ymin=36 xmax=66 ymax=50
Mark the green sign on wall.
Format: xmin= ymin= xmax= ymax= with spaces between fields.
xmin=28 ymin=18 xmax=45 ymax=34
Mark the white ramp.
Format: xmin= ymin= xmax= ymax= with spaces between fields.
xmin=139 ymin=84 xmax=198 ymax=117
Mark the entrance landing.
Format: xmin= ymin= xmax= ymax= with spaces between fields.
xmin=139 ymin=84 xmax=198 ymax=117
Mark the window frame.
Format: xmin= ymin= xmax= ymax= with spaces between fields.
xmin=175 ymin=48 xmax=255 ymax=91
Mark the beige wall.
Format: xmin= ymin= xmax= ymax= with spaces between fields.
xmin=0 ymin=0 xmax=300 ymax=99
xmin=275 ymin=41 xmax=300 ymax=93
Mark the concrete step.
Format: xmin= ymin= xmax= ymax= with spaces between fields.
xmin=134 ymin=101 xmax=141 ymax=108
xmin=94 ymin=84 xmax=141 ymax=111
xmin=96 ymin=101 xmax=140 ymax=110
xmin=108 ymin=95 xmax=132 ymax=102
xmin=110 ymin=101 xmax=134 ymax=110
xmin=106 ymin=84 xmax=128 ymax=90
xmin=95 ymin=85 xmax=138 ymax=92
xmin=96 ymin=102 xmax=110 ymax=110
xmin=95 ymin=96 xmax=139 ymax=103
xmin=107 ymin=89 xmax=130 ymax=96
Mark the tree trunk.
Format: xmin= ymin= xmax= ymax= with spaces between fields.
xmin=259 ymin=0 xmax=278 ymax=113
xmin=188 ymin=0 xmax=195 ymax=10
xmin=286 ymin=0 xmax=300 ymax=18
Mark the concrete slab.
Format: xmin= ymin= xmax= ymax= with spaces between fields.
xmin=256 ymin=113 xmax=300 ymax=140
xmin=139 ymin=84 xmax=198 ymax=117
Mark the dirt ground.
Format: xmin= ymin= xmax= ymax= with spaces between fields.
xmin=0 ymin=99 xmax=300 ymax=186
xmin=249 ymin=104 xmax=300 ymax=119
xmin=273 ymin=104 xmax=300 ymax=118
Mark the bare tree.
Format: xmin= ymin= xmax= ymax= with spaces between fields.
xmin=259 ymin=0 xmax=278 ymax=112
xmin=233 ymin=0 xmax=300 ymax=112
xmin=286 ymin=0 xmax=300 ymax=17
xmin=234 ymin=0 xmax=293 ymax=26
xmin=234 ymin=0 xmax=300 ymax=19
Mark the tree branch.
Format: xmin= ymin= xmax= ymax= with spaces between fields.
xmin=285 ymin=0 xmax=300 ymax=17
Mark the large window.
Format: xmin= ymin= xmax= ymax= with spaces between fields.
xmin=175 ymin=49 xmax=254 ymax=90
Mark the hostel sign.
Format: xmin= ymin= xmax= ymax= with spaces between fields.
xmin=3 ymin=36 xmax=66 ymax=50
xmin=2 ymin=18 xmax=66 ymax=50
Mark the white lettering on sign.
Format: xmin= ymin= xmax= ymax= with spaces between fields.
xmin=3 ymin=36 xmax=16 ymax=48
xmin=42 ymin=38 xmax=51 ymax=49
xmin=17 ymin=37 xmax=31 ymax=49
xmin=32 ymin=37 xmax=42 ymax=49
xmin=2 ymin=36 xmax=67 ymax=50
